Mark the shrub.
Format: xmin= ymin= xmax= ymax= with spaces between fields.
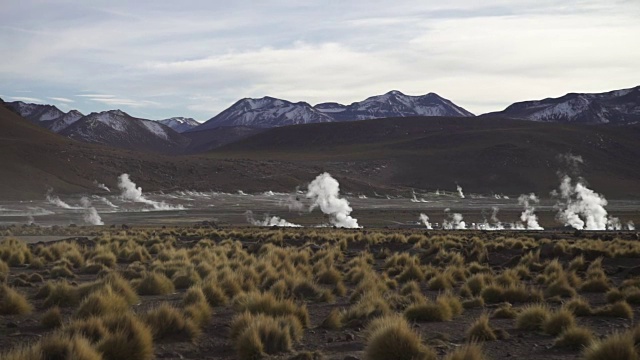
xmin=172 ymin=268 xmax=201 ymax=289
xmin=466 ymin=314 xmax=497 ymax=342
xmin=580 ymin=278 xmax=610 ymax=293
xmin=437 ymin=293 xmax=463 ymax=317
xmin=234 ymin=291 xmax=310 ymax=327
xmin=583 ymin=333 xmax=637 ymax=360
xmin=0 ymin=284 xmax=32 ymax=315
xmin=553 ymin=326 xmax=594 ymax=349
xmin=364 ymin=315 xmax=436 ymax=360
xmin=462 ymin=297 xmax=485 ymax=309
xmin=444 ymin=343 xmax=487 ymax=360
xmin=563 ymin=297 xmax=593 ymax=316
xmin=427 ymin=273 xmax=452 ymax=290
xmin=144 ymin=303 xmax=200 ymax=341
xmin=515 ymin=304 xmax=550 ymax=331
xmin=317 ymin=268 xmax=342 ymax=285
xmin=75 ymin=286 xmax=130 ymax=319
xmin=594 ymin=301 xmax=634 ymax=319
xmin=42 ymin=280 xmax=80 ymax=308
xmin=405 ymin=301 xmax=452 ymax=322
xmin=320 ymin=308 xmax=342 ymax=329
xmin=542 ymin=309 xmax=576 ymax=336
xmin=492 ymin=304 xmax=517 ymax=319
xmin=136 ymin=272 xmax=175 ymax=295
xmin=232 ymin=313 xmax=302 ymax=360
xmin=96 ymin=312 xmax=154 ymax=360
xmin=63 ymin=317 xmax=109 ymax=343
xmin=544 ymin=276 xmax=576 ymax=298
xmin=41 ymin=306 xmax=63 ymax=329
xmin=201 ymin=280 xmax=228 ymax=307
xmin=1 ymin=333 xmax=102 ymax=360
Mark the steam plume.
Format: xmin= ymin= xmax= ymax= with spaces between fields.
xmin=280 ymin=194 xmax=305 ymax=212
xmin=94 ymin=180 xmax=110 ymax=192
xmin=306 ymin=173 xmax=360 ymax=228
xmin=518 ymin=193 xmax=544 ymax=230
xmin=555 ymin=175 xmax=608 ymax=230
xmin=245 ymin=210 xmax=301 ymax=227
xmin=80 ymin=197 xmax=104 ymax=225
xmin=456 ymin=185 xmax=465 ymax=199
xmin=46 ymin=191 xmax=81 ymax=209
xmin=117 ymin=174 xmax=184 ymax=210
xmin=628 ymin=221 xmax=636 ymax=231
xmin=419 ymin=213 xmax=432 ymax=229
xmin=443 ymin=208 xmax=466 ymax=230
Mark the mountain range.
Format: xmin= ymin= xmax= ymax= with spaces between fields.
xmin=2 ymin=95 xmax=640 ymax=201
xmin=3 ymin=85 xmax=639 ymax=153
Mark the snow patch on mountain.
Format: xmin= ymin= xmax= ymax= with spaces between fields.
xmin=141 ymin=120 xmax=169 ymax=140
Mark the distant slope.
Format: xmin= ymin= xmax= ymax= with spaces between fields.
xmin=486 ymin=86 xmax=640 ymax=124
xmin=214 ymin=116 xmax=640 ymax=198
xmin=315 ymin=90 xmax=474 ymax=120
xmin=183 ymin=126 xmax=266 ymax=153
xmin=61 ymin=110 xmax=190 ymax=153
xmin=0 ymin=99 xmax=328 ymax=199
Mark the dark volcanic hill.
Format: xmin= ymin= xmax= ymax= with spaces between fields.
xmin=486 ymin=86 xmax=640 ymax=124
xmin=0 ymin=99 xmax=328 ymax=199
xmin=61 ymin=110 xmax=190 ymax=153
xmin=213 ymin=116 xmax=640 ymax=198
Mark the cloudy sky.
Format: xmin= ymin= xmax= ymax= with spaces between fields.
xmin=1 ymin=0 xmax=639 ymax=121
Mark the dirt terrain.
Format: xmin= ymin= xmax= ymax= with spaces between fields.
xmin=2 ymin=226 xmax=640 ymax=359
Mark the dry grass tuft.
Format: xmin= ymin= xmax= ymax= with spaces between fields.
xmin=444 ymin=343 xmax=487 ymax=360
xmin=41 ymin=306 xmax=63 ymax=329
xmin=0 ymin=284 xmax=32 ymax=315
xmin=96 ymin=312 xmax=154 ymax=360
xmin=75 ymin=286 xmax=130 ymax=319
xmin=466 ymin=314 xmax=497 ymax=342
xmin=583 ymin=332 xmax=637 ymax=360
xmin=553 ymin=326 xmax=595 ymax=349
xmin=515 ymin=304 xmax=550 ymax=331
xmin=144 ymin=303 xmax=200 ymax=341
xmin=594 ymin=301 xmax=634 ymax=319
xmin=234 ymin=291 xmax=310 ymax=327
xmin=136 ymin=271 xmax=175 ymax=296
xmin=364 ymin=315 xmax=436 ymax=360
xmin=542 ymin=308 xmax=576 ymax=336
xmin=319 ymin=308 xmax=342 ymax=329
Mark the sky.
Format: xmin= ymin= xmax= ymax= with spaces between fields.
xmin=1 ymin=0 xmax=639 ymax=121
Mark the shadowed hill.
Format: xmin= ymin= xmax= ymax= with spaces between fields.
xmin=212 ymin=116 xmax=640 ymax=198
xmin=0 ymin=100 xmax=324 ymax=199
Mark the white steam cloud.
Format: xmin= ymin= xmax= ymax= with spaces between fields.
xmin=307 ymin=172 xmax=360 ymax=228
xmin=518 ymin=193 xmax=544 ymax=230
xmin=456 ymin=185 xmax=465 ymax=199
xmin=46 ymin=191 xmax=81 ymax=209
xmin=94 ymin=180 xmax=110 ymax=192
xmin=628 ymin=221 xmax=636 ymax=231
xmin=443 ymin=208 xmax=466 ymax=230
xmin=555 ymin=175 xmax=609 ymax=230
xmin=117 ymin=174 xmax=184 ymax=211
xmin=419 ymin=213 xmax=432 ymax=229
xmin=245 ymin=210 xmax=301 ymax=227
xmin=80 ymin=197 xmax=104 ymax=225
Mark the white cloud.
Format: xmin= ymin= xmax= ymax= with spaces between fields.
xmin=48 ymin=97 xmax=74 ymax=103
xmin=0 ymin=0 xmax=638 ymax=118
xmin=9 ymin=96 xmax=44 ymax=103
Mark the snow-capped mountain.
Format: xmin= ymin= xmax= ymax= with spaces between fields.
xmin=193 ymin=97 xmax=335 ymax=130
xmin=48 ymin=110 xmax=84 ymax=133
xmin=159 ymin=117 xmax=200 ymax=133
xmin=315 ymin=90 xmax=474 ymax=120
xmin=6 ymin=101 xmax=66 ymax=124
xmin=486 ymin=86 xmax=640 ymax=124
xmin=194 ymin=91 xmax=473 ymax=130
xmin=61 ymin=110 xmax=189 ymax=153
